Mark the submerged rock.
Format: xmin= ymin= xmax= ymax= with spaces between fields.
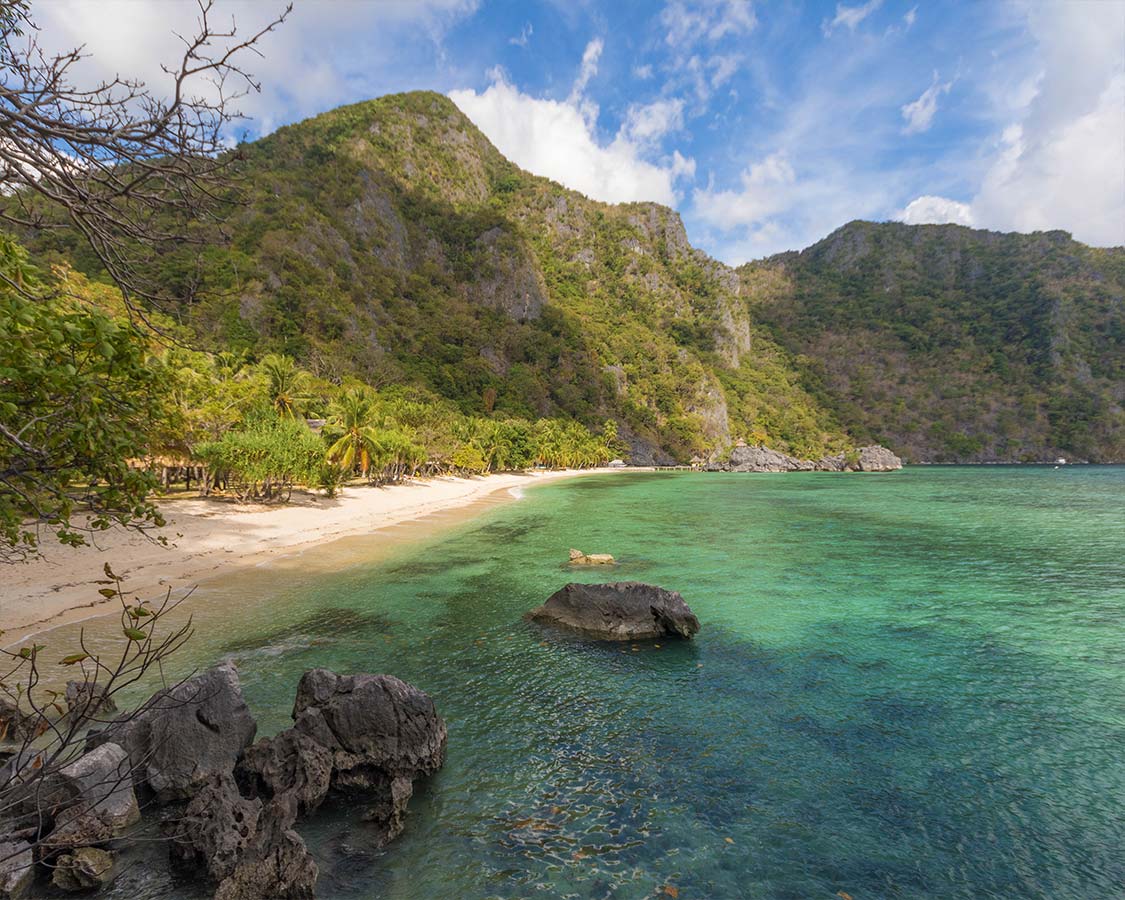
xmin=568 ymin=549 xmax=616 ymax=565
xmin=51 ymin=847 xmax=114 ymax=892
xmin=92 ymin=661 xmax=257 ymax=803
xmin=526 ymin=582 xmax=701 ymax=640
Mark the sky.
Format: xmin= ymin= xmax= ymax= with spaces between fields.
xmin=31 ymin=0 xmax=1125 ymax=263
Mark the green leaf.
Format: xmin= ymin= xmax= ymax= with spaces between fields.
xmin=123 ymin=627 xmax=147 ymax=641
xmin=59 ymin=653 xmax=91 ymax=665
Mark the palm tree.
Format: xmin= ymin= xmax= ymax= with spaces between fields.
xmin=259 ymin=354 xmax=309 ymax=418
xmin=326 ymin=388 xmax=382 ymax=479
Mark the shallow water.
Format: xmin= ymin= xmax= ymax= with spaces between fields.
xmin=51 ymin=467 xmax=1125 ymax=898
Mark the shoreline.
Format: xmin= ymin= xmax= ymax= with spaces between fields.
xmin=0 ymin=467 xmax=636 ymax=643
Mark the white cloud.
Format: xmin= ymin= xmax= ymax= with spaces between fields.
xmin=661 ymin=0 xmax=757 ymax=47
xmin=967 ymin=1 xmax=1125 ymax=246
xmin=901 ymin=73 xmax=953 ymax=134
xmin=29 ymin=0 xmax=480 ymax=136
xmin=569 ymin=38 xmax=605 ymax=102
xmin=823 ymin=0 xmax=883 ymax=35
xmin=449 ymin=72 xmax=695 ymax=206
xmin=903 ymin=7 xmax=917 ymax=29
xmin=621 ymin=98 xmax=686 ymax=145
xmin=634 ymin=64 xmax=655 ymax=80
xmin=509 ymin=22 xmax=533 ymax=47
xmin=692 ymin=152 xmax=796 ymax=227
xmin=897 ymin=195 xmax=975 ymax=226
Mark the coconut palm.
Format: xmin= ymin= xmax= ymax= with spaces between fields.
xmin=259 ymin=354 xmax=310 ymax=418
xmin=326 ymin=388 xmax=382 ymax=478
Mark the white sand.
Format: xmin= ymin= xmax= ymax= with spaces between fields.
xmin=0 ymin=469 xmax=627 ymax=640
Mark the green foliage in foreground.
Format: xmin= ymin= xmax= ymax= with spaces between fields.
xmin=0 ymin=236 xmax=166 ymax=557
xmin=0 ymin=232 xmax=616 ymax=557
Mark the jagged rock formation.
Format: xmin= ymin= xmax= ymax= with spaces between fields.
xmin=706 ymin=443 xmax=902 ymax=473
xmin=239 ymin=669 xmax=448 ymax=846
xmin=3 ymin=664 xmax=445 ymax=898
xmin=527 ymin=582 xmax=701 ymax=641
xmin=90 ymin=661 xmax=258 ymax=803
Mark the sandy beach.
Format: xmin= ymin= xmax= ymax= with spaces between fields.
xmin=0 ymin=468 xmax=628 ymax=641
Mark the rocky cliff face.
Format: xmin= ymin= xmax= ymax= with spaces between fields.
xmin=706 ymin=444 xmax=902 ymax=473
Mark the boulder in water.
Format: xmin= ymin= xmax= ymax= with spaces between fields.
xmin=856 ymin=445 xmax=902 ymax=471
xmin=526 ymin=582 xmax=701 ymax=640
xmin=213 ymin=793 xmax=317 ymax=900
xmin=51 ymin=847 xmax=115 ymax=892
xmin=568 ymin=549 xmax=615 ymax=565
xmin=287 ymin=670 xmax=447 ymax=845
xmin=92 ymin=661 xmax=257 ymax=803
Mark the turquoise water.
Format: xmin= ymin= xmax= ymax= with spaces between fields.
xmin=114 ymin=468 xmax=1125 ymax=897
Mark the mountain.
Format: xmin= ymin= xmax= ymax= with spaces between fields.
xmin=743 ymin=222 xmax=1124 ymax=462
xmin=32 ymin=91 xmax=1124 ymax=463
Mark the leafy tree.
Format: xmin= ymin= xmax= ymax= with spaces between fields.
xmin=0 ymin=236 xmax=167 ymax=559
xmin=195 ymin=413 xmax=324 ymax=502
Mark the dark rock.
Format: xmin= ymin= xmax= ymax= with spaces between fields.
xmin=92 ymin=661 xmax=256 ymax=803
xmin=526 ymin=582 xmax=701 ymax=641
xmin=166 ymin=773 xmax=262 ymax=883
xmin=0 ymin=840 xmax=33 ymax=899
xmin=41 ymin=742 xmax=140 ymax=849
xmin=288 ymin=670 xmax=446 ymax=845
xmin=237 ymin=729 xmax=333 ymax=817
xmin=51 ymin=847 xmax=114 ymax=892
xmin=213 ymin=794 xmax=317 ymax=900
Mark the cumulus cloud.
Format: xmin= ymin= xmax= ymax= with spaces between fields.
xmin=449 ymin=69 xmax=695 ymax=206
xmin=823 ymin=0 xmax=883 ymax=35
xmin=621 ymin=98 xmax=686 ymax=145
xmin=29 ymin=0 xmax=480 ymax=136
xmin=901 ymin=73 xmax=953 ymax=134
xmin=897 ymin=195 xmax=975 ymax=226
xmin=967 ymin=1 xmax=1124 ymax=246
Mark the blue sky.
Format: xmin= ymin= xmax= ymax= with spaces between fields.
xmin=37 ymin=0 xmax=1125 ymax=262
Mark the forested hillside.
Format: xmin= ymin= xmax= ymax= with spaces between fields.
xmin=29 ymin=91 xmax=1124 ymax=463
xmin=30 ymin=91 xmax=847 ymax=464
xmin=744 ymin=222 xmax=1124 ymax=462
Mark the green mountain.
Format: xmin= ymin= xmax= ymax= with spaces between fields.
xmin=743 ymin=222 xmax=1124 ymax=462
xmin=33 ymin=91 xmax=1124 ymax=463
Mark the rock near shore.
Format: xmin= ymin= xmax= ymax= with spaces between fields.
xmin=707 ymin=444 xmax=902 ymax=473
xmin=526 ymin=582 xmax=701 ymax=641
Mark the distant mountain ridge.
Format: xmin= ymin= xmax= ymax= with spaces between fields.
xmin=33 ymin=91 xmax=1125 ymax=463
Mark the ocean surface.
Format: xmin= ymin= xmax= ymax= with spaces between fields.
xmin=89 ymin=467 xmax=1124 ymax=898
